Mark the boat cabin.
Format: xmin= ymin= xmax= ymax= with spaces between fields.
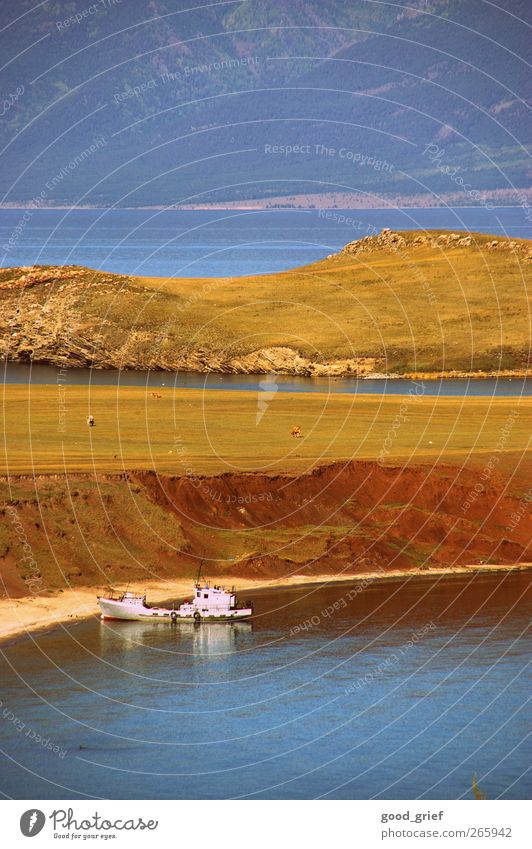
xmin=193 ymin=583 xmax=236 ymax=614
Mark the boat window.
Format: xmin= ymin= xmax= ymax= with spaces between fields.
xmin=204 ymin=593 xmax=208 ymax=599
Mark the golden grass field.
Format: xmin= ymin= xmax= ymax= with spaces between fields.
xmin=1 ymin=384 xmax=530 ymax=478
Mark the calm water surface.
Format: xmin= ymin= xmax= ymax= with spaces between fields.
xmin=3 ymin=362 xmax=530 ymax=397
xmin=0 ymin=572 xmax=529 ymax=799
xmin=1 ymin=207 xmax=529 ymax=277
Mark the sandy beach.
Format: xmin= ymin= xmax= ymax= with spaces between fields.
xmin=1 ymin=563 xmax=530 ymax=645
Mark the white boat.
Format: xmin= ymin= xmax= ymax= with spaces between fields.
xmin=97 ymin=580 xmax=253 ymax=623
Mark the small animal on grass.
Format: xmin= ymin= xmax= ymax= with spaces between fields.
xmin=150 ymin=392 xmax=162 ymax=399
xmin=86 ymin=415 xmax=95 ymax=427
xmin=291 ymin=425 xmax=302 ymax=438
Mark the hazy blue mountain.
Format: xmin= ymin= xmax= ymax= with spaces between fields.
xmin=0 ymin=0 xmax=529 ymax=206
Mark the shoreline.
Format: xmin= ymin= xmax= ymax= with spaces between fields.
xmin=1 ymin=563 xmax=530 ymax=646
xmin=2 ymin=357 xmax=529 ymax=382
xmin=0 ymin=202 xmax=528 ymax=212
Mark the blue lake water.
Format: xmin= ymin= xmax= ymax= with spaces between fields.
xmin=0 ymin=572 xmax=529 ymax=800
xmin=2 ymin=362 xmax=530 ymax=397
xmin=1 ymin=206 xmax=530 ymax=278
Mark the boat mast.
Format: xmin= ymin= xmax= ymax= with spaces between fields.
xmin=195 ymin=559 xmax=206 ymax=587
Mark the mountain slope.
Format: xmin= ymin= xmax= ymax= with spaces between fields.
xmin=0 ymin=0 xmax=529 ymax=206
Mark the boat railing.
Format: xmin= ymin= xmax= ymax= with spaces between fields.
xmin=99 ymin=588 xmax=146 ymax=602
xmin=98 ymin=588 xmax=122 ymax=600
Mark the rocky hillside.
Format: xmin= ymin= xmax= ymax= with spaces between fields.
xmin=1 ymin=230 xmax=530 ymax=376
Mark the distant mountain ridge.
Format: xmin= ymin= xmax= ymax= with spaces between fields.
xmin=0 ymin=0 xmax=529 ymax=207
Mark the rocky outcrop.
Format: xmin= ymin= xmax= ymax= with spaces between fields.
xmin=0 ymin=266 xmax=91 ymax=291
xmin=216 ymin=347 xmax=380 ymax=377
xmin=342 ymin=228 xmax=532 ymax=258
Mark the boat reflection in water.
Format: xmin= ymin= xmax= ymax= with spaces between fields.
xmin=98 ymin=617 xmax=253 ymax=658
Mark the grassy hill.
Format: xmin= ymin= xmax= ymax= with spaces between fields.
xmin=1 ymin=230 xmax=530 ymax=376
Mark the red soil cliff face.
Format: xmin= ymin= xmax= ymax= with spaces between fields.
xmin=133 ymin=461 xmax=530 ymax=578
xmin=1 ymin=461 xmax=529 ymax=598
